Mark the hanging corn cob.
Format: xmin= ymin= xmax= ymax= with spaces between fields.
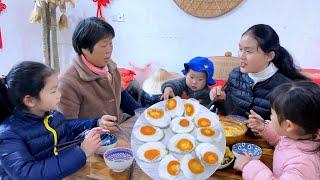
xmin=29 ymin=0 xmax=75 ymax=70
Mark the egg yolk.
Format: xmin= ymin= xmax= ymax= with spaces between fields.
xmin=188 ymin=158 xmax=205 ymax=174
xmin=200 ymin=128 xmax=215 ymax=137
xmin=167 ymin=160 xmax=180 ymax=176
xmin=179 ymin=119 xmax=189 ymax=127
xmin=184 ymin=103 xmax=195 ymax=116
xmin=203 ymin=152 xmax=218 ymax=165
xmin=140 ymin=125 xmax=156 ymax=135
xmin=197 ymin=118 xmax=211 ymax=127
xmin=166 ymin=98 xmax=177 ymax=110
xmin=144 ymin=149 xmax=160 ymax=161
xmin=176 ymin=139 xmax=194 ymax=152
xmin=147 ymin=109 xmax=164 ymax=119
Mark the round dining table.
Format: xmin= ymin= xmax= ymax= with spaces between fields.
xmin=66 ymin=115 xmax=274 ymax=180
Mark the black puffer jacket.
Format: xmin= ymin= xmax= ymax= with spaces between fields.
xmin=220 ymin=67 xmax=292 ymax=120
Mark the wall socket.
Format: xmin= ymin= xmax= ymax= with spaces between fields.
xmin=112 ymin=13 xmax=125 ymax=22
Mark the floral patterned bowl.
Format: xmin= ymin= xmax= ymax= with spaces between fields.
xmin=232 ymin=143 xmax=262 ymax=160
xmin=104 ymin=147 xmax=134 ymax=172
xmin=95 ymin=134 xmax=118 ymax=155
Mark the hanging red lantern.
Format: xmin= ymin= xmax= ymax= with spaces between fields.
xmin=0 ymin=0 xmax=6 ymax=49
xmin=92 ymin=0 xmax=111 ymax=19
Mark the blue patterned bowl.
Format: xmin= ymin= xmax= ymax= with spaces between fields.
xmin=95 ymin=134 xmax=118 ymax=155
xmin=104 ymin=147 xmax=134 ymax=172
xmin=232 ymin=143 xmax=262 ymax=160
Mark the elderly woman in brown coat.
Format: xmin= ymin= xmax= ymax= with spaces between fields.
xmin=58 ymin=17 xmax=140 ymax=126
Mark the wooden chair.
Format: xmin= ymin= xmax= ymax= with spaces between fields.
xmin=208 ymin=51 xmax=240 ymax=81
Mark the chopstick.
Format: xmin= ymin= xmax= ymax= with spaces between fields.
xmin=53 ymin=138 xmax=84 ymax=152
xmin=127 ymin=159 xmax=135 ymax=180
xmin=54 ymin=138 xmax=84 ymax=148
xmin=102 ymin=111 xmax=131 ymax=140
xmin=53 ymin=129 xmax=89 ymax=151
xmin=207 ymin=100 xmax=216 ymax=109
xmin=115 ymin=123 xmax=131 ymax=140
xmin=207 ymin=100 xmax=217 ymax=111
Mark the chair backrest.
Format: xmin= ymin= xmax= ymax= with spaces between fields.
xmin=208 ymin=51 xmax=240 ymax=81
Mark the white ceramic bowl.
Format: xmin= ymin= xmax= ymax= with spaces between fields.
xmin=95 ymin=134 xmax=118 ymax=155
xmin=232 ymin=143 xmax=262 ymax=160
xmin=103 ymin=147 xmax=134 ymax=172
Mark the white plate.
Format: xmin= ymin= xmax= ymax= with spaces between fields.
xmin=131 ymin=100 xmax=226 ymax=180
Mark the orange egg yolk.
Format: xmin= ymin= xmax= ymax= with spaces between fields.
xmin=140 ymin=125 xmax=156 ymax=135
xmin=188 ymin=158 xmax=205 ymax=174
xmin=176 ymin=139 xmax=194 ymax=152
xmin=144 ymin=149 xmax=160 ymax=161
xmin=166 ymin=99 xmax=177 ymax=110
xmin=197 ymin=118 xmax=211 ymax=127
xmin=147 ymin=109 xmax=164 ymax=119
xmin=203 ymin=152 xmax=218 ymax=165
xmin=179 ymin=119 xmax=189 ymax=127
xmin=200 ymin=128 xmax=215 ymax=137
xmin=184 ymin=103 xmax=195 ymax=116
xmin=167 ymin=160 xmax=180 ymax=176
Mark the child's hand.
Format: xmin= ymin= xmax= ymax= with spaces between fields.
xmin=209 ymin=86 xmax=226 ymax=101
xmin=98 ymin=115 xmax=117 ymax=130
xmin=161 ymin=87 xmax=175 ymax=100
xmin=233 ymin=153 xmax=252 ymax=171
xmin=81 ymin=127 xmax=104 ymax=157
xmin=244 ymin=110 xmax=265 ymax=133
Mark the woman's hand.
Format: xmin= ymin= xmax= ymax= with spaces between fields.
xmin=209 ymin=86 xmax=226 ymax=101
xmin=161 ymin=87 xmax=175 ymax=100
xmin=233 ymin=153 xmax=252 ymax=171
xmin=81 ymin=127 xmax=106 ymax=157
xmin=98 ymin=115 xmax=117 ymax=130
xmin=244 ymin=110 xmax=265 ymax=133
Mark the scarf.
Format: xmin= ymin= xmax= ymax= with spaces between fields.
xmin=81 ymin=55 xmax=112 ymax=82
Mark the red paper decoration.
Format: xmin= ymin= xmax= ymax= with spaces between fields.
xmin=92 ymin=0 xmax=111 ymax=19
xmin=0 ymin=0 xmax=6 ymax=49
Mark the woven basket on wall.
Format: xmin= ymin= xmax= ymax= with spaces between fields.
xmin=209 ymin=51 xmax=240 ymax=81
xmin=173 ymin=0 xmax=243 ymax=18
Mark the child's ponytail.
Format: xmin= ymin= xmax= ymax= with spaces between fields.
xmin=0 ymin=76 xmax=13 ymax=121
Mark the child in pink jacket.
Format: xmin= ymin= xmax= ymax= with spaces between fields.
xmin=234 ymin=81 xmax=320 ymax=180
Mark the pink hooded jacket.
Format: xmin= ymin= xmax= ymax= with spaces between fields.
xmin=242 ymin=123 xmax=320 ymax=180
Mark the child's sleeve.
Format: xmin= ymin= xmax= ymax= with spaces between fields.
xmin=0 ymin=131 xmax=87 ymax=179
xmin=161 ymin=77 xmax=187 ymax=96
xmin=259 ymin=123 xmax=280 ymax=146
xmin=68 ymin=118 xmax=98 ymax=139
xmin=242 ymin=157 xmax=315 ymax=180
xmin=120 ymin=90 xmax=142 ymax=116
xmin=53 ymin=111 xmax=98 ymax=139
xmin=193 ymin=87 xmax=211 ymax=106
